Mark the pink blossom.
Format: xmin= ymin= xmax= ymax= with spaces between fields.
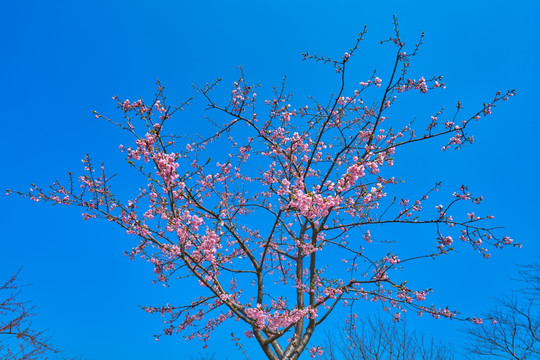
xmin=472 ymin=317 xmax=483 ymax=324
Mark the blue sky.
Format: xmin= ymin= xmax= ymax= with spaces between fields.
xmin=1 ymin=1 xmax=539 ymax=359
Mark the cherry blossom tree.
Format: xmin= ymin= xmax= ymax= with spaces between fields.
xmin=8 ymin=18 xmax=519 ymax=360
xmin=0 ymin=270 xmax=63 ymax=360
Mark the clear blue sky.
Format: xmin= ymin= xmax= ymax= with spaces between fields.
xmin=1 ymin=1 xmax=539 ymax=359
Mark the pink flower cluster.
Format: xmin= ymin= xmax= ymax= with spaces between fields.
xmin=309 ymin=346 xmax=324 ymax=358
xmin=193 ymin=230 xmax=222 ymax=266
xmin=288 ymin=189 xmax=342 ymax=220
xmin=397 ymin=76 xmax=429 ymax=93
xmin=245 ymin=305 xmax=318 ymax=331
xmin=153 ymin=152 xmax=180 ymax=188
